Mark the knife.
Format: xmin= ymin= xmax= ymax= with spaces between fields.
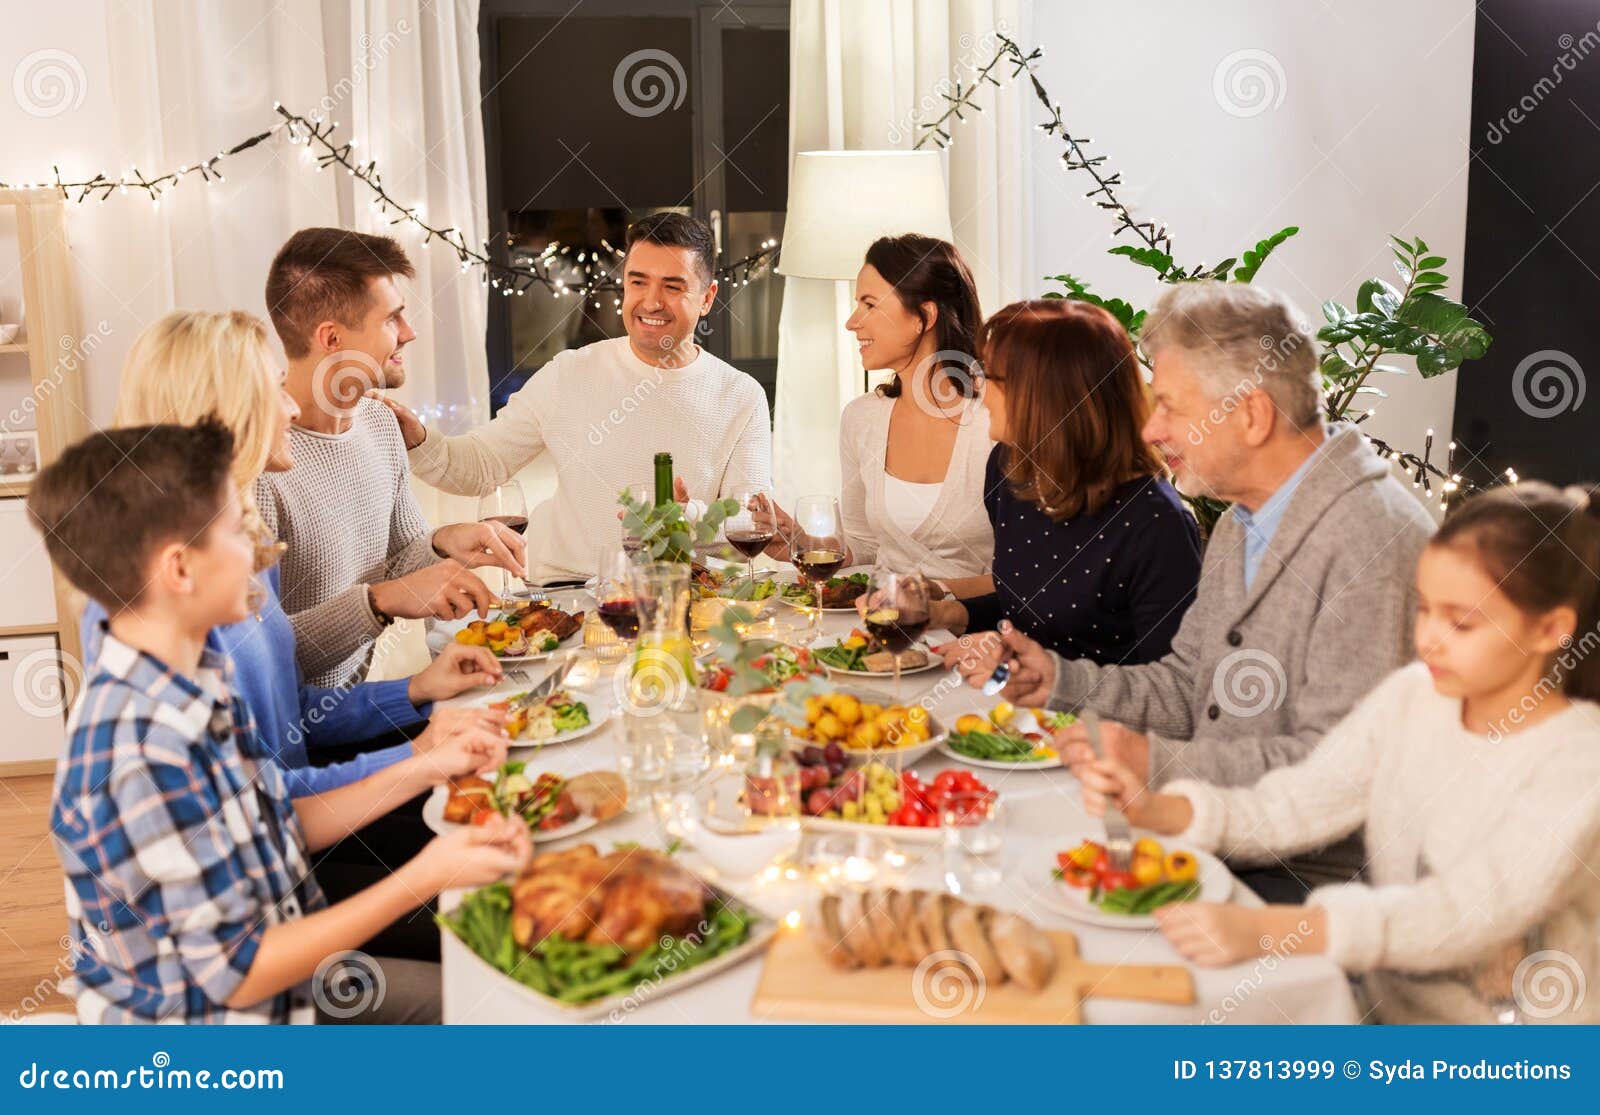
xmin=508 ymin=653 xmax=575 ymax=713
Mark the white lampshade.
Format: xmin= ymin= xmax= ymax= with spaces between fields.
xmin=777 ymin=150 xmax=953 ymax=280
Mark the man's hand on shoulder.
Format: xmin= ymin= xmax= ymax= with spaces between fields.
xmin=366 ymin=390 xmax=427 ymax=450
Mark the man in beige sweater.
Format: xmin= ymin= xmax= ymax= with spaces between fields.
xmin=956 ymin=282 xmax=1436 ymax=900
xmin=376 ymin=213 xmax=773 ymax=584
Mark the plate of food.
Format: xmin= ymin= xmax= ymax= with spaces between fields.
xmin=481 ymin=689 xmax=608 ymax=748
xmin=784 ymin=688 xmax=943 ymax=766
xmin=778 ymin=569 xmax=871 ymax=612
xmin=791 ymin=758 xmax=996 ymax=843
xmin=697 ymin=640 xmax=823 ymax=695
xmin=940 ymin=704 xmax=1073 ymax=769
xmin=809 ymin=629 xmax=943 ymax=678
xmin=431 ymin=600 xmax=585 ymax=662
xmin=437 ymin=843 xmax=775 ymax=1018
xmin=423 ymin=762 xmax=628 ymax=841
xmin=1036 ymin=835 xmax=1232 ymax=929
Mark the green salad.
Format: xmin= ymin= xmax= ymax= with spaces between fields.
xmin=811 ymin=640 xmax=869 ymax=671
xmin=439 ymin=883 xmax=755 ymax=1004
xmin=780 ymin=571 xmax=869 ymax=608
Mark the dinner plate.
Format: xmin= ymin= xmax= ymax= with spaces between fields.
xmin=422 ymin=785 xmax=602 ymax=841
xmin=936 ymin=740 xmax=1063 ymax=770
xmin=426 ymin=614 xmax=582 ymax=663
xmin=466 ymin=692 xmax=611 ymax=750
xmin=775 ymin=566 xmax=874 ymax=613
xmin=807 ymin=636 xmax=947 ymax=678
xmin=1031 ymin=838 xmax=1233 ymax=930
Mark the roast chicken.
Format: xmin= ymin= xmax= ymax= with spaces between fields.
xmin=510 ymin=844 xmax=711 ymax=954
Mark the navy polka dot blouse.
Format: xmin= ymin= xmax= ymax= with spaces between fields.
xmin=961 ymin=445 xmax=1202 ymax=665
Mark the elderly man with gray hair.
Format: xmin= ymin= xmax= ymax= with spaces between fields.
xmin=962 ymin=280 xmax=1435 ymax=901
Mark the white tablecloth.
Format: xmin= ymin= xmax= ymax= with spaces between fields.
xmin=437 ymin=590 xmax=1358 ymax=1025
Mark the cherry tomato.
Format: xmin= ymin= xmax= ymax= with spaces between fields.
xmin=1099 ymin=869 xmax=1138 ymax=892
xmin=1058 ymin=862 xmax=1096 ymax=888
xmin=1091 ymin=847 xmax=1111 ymax=877
xmin=934 ymin=770 xmax=961 ymax=792
xmin=1065 ymin=840 xmax=1103 ymax=870
xmin=1164 ymin=851 xmax=1199 ymax=882
xmin=1131 ymin=856 xmax=1165 ymax=886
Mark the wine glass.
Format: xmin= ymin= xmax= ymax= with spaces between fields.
xmin=620 ymin=481 xmax=654 ymax=559
xmin=790 ymin=495 xmax=846 ymax=641
xmin=593 ymin=547 xmax=641 ymax=662
xmin=477 ymin=481 xmax=530 ymax=599
xmin=722 ymin=484 xmax=777 ymax=595
xmin=862 ymin=566 xmax=931 ymax=704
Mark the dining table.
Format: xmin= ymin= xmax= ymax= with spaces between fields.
xmin=433 ymin=587 xmax=1360 ymax=1025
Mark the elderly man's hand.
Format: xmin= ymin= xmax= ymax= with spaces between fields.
xmin=1056 ymin=718 xmax=1152 ymax=785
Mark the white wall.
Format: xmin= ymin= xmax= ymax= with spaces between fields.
xmin=1028 ymin=0 xmax=1476 ymax=459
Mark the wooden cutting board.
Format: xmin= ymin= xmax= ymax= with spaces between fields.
xmin=752 ymin=925 xmax=1195 ymax=1024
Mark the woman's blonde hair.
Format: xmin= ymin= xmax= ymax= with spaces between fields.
xmin=115 ymin=310 xmax=283 ymax=570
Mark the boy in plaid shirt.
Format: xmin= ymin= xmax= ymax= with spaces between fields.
xmin=29 ymin=422 xmax=531 ymax=1023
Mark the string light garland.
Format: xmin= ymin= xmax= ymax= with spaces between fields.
xmin=915 ymin=32 xmax=1509 ymax=510
xmin=0 ymin=102 xmax=782 ymax=305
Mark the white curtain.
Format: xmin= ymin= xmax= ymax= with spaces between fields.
xmin=774 ymin=0 xmax=1035 ymax=499
xmin=102 ymin=0 xmax=489 ymax=528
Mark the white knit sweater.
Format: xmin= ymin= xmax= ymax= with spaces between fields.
xmin=1170 ymin=661 xmax=1600 ymax=1024
xmin=408 ymin=338 xmax=772 ymax=582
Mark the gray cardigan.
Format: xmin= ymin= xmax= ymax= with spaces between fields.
xmin=1049 ymin=423 xmax=1436 ymax=883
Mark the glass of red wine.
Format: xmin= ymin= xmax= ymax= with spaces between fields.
xmin=722 ymin=484 xmax=777 ymax=596
xmin=862 ymin=566 xmax=931 ymax=703
xmin=477 ymin=481 xmax=530 ymax=599
xmin=791 ymin=495 xmax=846 ymax=641
xmin=595 ymin=548 xmax=642 ymax=644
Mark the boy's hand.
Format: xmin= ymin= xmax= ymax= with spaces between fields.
xmin=432 ymin=520 xmax=527 ymax=577
xmin=1059 ymin=719 xmax=1152 ymax=784
xmin=417 ymin=815 xmax=532 ymax=893
xmin=411 ymin=706 xmax=510 ymax=780
xmin=936 ymin=628 xmax=1000 ymax=675
xmin=367 ymin=390 xmax=427 ymax=450
xmin=371 ymin=559 xmax=495 ymax=621
xmin=408 ymin=643 xmax=503 ymax=704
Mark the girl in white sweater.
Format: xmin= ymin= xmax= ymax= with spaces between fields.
xmin=1081 ymin=482 xmax=1600 ymax=1024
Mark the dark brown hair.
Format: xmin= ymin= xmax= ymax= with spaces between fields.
xmin=27 ymin=422 xmax=236 ymax=613
xmin=624 ymin=212 xmax=717 ymax=285
xmin=1432 ymin=481 xmax=1600 ymax=700
xmin=264 ymin=227 xmax=416 ymax=358
xmin=983 ymin=299 xmax=1165 ymax=521
xmin=863 ymin=234 xmax=983 ymax=400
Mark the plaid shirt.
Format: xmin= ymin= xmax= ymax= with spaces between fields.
xmin=51 ymin=632 xmax=327 ymax=1023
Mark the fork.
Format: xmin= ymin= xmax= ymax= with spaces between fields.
xmin=1082 ymin=709 xmax=1133 ymax=870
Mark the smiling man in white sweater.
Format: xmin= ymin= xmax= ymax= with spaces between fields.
xmin=377 ymin=213 xmax=773 ymax=583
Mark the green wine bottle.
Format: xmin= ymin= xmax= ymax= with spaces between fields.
xmin=653 ymin=451 xmax=673 ymax=508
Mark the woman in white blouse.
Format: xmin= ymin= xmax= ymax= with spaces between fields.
xmin=769 ymin=235 xmax=994 ymax=595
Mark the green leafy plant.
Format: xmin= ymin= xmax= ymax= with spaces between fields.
xmin=618 ymin=490 xmax=739 ymax=564
xmin=707 ymin=604 xmax=833 ymax=735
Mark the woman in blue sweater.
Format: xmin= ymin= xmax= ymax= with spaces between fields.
xmin=79 ymin=310 xmax=505 ymax=798
xmin=933 ymin=300 xmax=1201 ymax=666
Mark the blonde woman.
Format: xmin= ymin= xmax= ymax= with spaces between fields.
xmin=80 ymin=310 xmax=506 ymax=797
